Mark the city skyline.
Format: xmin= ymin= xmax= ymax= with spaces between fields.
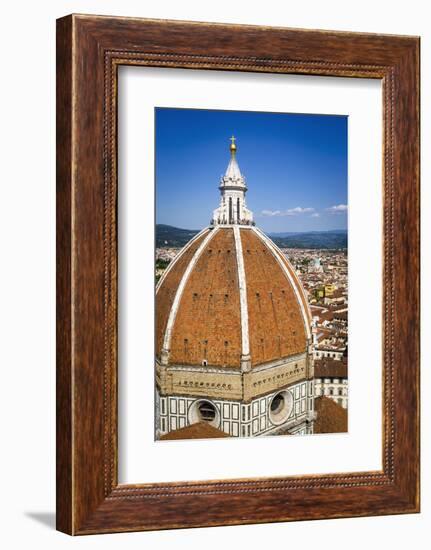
xmin=155 ymin=107 xmax=348 ymax=233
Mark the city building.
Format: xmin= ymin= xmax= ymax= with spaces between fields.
xmin=155 ymin=138 xmax=315 ymax=439
xmin=314 ymin=356 xmax=348 ymax=409
xmin=309 ymin=257 xmax=324 ymax=274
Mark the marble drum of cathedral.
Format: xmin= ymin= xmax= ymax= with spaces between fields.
xmin=156 ymin=138 xmax=315 ymax=440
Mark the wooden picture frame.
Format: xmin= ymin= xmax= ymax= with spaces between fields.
xmin=56 ymin=14 xmax=420 ymax=535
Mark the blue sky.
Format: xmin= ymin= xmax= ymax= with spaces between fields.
xmin=155 ymin=108 xmax=347 ymax=233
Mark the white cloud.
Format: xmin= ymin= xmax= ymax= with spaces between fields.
xmin=310 ymin=213 xmax=320 ymax=218
xmin=260 ymin=207 xmax=315 ymax=217
xmin=286 ymin=206 xmax=315 ymax=215
xmin=326 ymin=204 xmax=348 ymax=213
xmin=261 ymin=209 xmax=281 ymax=217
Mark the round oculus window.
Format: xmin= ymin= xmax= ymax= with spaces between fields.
xmin=197 ymin=400 xmax=216 ymax=422
xmin=188 ymin=399 xmax=220 ymax=428
xmin=269 ymin=390 xmax=293 ymax=425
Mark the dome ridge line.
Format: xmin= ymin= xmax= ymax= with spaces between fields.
xmin=233 ymin=225 xmax=251 ymax=372
xmin=272 ymin=240 xmax=312 ymax=326
xmin=160 ymin=227 xmax=219 ymax=365
xmin=251 ymin=227 xmax=312 ymax=341
xmin=156 ymin=227 xmax=210 ymax=293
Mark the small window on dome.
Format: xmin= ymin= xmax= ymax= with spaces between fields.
xmin=202 ymin=359 xmax=208 ymax=366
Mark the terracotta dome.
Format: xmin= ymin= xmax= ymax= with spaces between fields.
xmin=156 ymin=225 xmax=311 ymax=370
xmin=155 ymin=137 xmax=315 ymax=439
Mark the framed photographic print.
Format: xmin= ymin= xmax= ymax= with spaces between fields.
xmin=56 ymin=14 xmax=420 ymax=534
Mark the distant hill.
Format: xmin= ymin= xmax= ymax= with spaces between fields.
xmin=156 ymin=224 xmax=201 ymax=247
xmin=270 ymin=229 xmax=347 ymax=238
xmin=270 ymin=230 xmax=347 ymax=249
xmin=156 ymin=224 xmax=347 ymax=249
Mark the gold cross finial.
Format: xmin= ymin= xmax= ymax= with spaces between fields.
xmin=229 ymin=135 xmax=237 ymax=153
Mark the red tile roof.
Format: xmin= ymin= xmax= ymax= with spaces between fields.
xmin=160 ymin=422 xmax=229 ymax=440
xmin=314 ymin=396 xmax=348 ymax=433
xmin=314 ymin=358 xmax=348 ymax=378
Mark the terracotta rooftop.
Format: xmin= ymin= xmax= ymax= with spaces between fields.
xmin=314 ymin=358 xmax=348 ymax=378
xmin=333 ymin=311 xmax=348 ymax=321
xmin=314 ymin=396 xmax=348 ymax=434
xmin=160 ymin=422 xmax=229 ymax=440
